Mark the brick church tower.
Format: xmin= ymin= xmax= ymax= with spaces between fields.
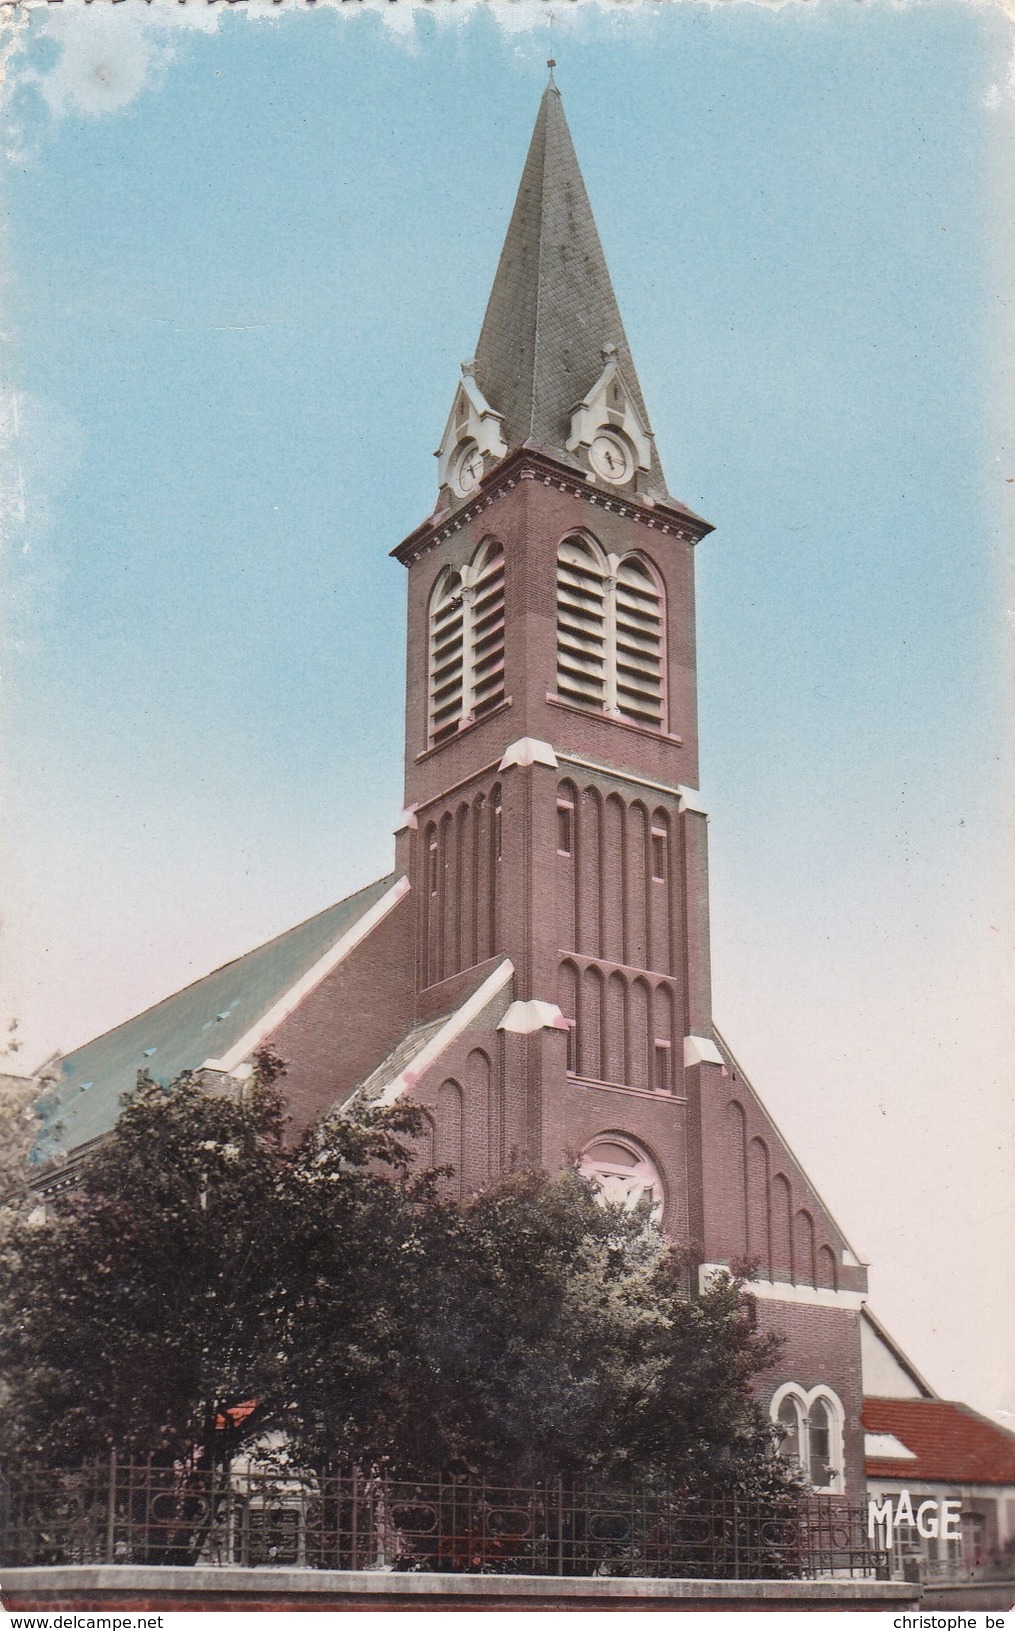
xmin=393 ymin=77 xmax=720 ymax=1217
xmin=383 ymin=79 xmax=870 ymax=1496
xmin=39 ymin=77 xmax=871 ymax=1498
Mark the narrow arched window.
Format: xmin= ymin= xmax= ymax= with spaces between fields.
xmin=615 ymin=554 xmax=663 ymax=728
xmin=556 ymin=538 xmax=665 ymax=729
xmin=428 ymin=569 xmax=465 ymax=744
xmin=808 ymin=1398 xmax=833 ymax=1486
xmin=558 ymin=960 xmax=579 ymax=1075
xmin=556 ymin=536 xmax=608 ymax=710
xmin=771 ymin=1385 xmax=844 ymax=1492
xmin=469 ymin=539 xmax=505 ymax=720
xmin=776 ymin=1394 xmax=803 ymax=1467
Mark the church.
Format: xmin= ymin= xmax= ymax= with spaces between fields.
xmin=35 ymin=76 xmax=907 ymax=1504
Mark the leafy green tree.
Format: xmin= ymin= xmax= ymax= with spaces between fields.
xmin=1 ymin=1066 xmax=280 ymax=1466
xmin=349 ymin=1169 xmax=788 ymax=1493
xmin=260 ymin=1095 xmax=442 ymax=1468
xmin=0 ymin=1060 xmax=423 ymax=1469
xmin=0 ymin=1066 xmax=40 ymax=1235
xmin=0 ymin=1066 xmax=793 ymax=1500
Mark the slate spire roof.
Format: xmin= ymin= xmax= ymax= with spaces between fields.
xmin=473 ymin=81 xmax=669 ymax=498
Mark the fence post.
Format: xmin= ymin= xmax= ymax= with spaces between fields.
xmin=556 ymin=1479 xmax=564 ymax=1576
xmin=350 ymin=1466 xmax=359 ymax=1571
xmin=105 ymin=1448 xmax=117 ymax=1564
xmin=731 ymin=1491 xmax=740 ymax=1580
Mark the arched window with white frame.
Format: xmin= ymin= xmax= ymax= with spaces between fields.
xmin=770 ymin=1383 xmax=845 ymax=1493
xmin=556 ymin=536 xmax=665 ymax=730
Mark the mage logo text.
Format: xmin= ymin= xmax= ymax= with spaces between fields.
xmin=868 ymin=1492 xmax=962 ymax=1549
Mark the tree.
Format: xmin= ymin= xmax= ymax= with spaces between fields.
xmin=0 ymin=1068 xmax=40 ymax=1235
xmin=0 ymin=1060 xmax=425 ymax=1469
xmin=255 ymin=1092 xmax=444 ymax=1470
xmin=345 ymin=1168 xmax=790 ymax=1493
xmin=0 ymin=1068 xmax=794 ymax=1501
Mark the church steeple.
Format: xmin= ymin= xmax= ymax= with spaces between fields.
xmin=436 ymin=81 xmax=670 ymax=507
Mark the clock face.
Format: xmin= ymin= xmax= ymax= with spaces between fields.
xmin=589 ymin=429 xmax=634 ymax=484
xmin=452 ymin=440 xmax=484 ymax=496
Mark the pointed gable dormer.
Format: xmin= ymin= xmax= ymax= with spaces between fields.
xmin=434 ymin=365 xmax=508 ymax=502
xmin=566 ymin=343 xmax=653 ymax=484
xmin=433 ymin=77 xmax=672 ymax=509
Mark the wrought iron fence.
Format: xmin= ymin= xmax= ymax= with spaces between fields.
xmin=0 ymin=1459 xmax=888 ymax=1579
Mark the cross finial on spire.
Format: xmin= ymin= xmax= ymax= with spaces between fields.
xmin=547 ymin=58 xmax=556 ymax=85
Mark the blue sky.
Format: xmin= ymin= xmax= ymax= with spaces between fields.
xmin=2 ymin=0 xmax=1012 ymax=1423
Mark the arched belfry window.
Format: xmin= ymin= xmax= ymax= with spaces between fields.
xmin=427 ymin=539 xmax=506 ymax=746
xmin=556 ymin=537 xmax=665 ymax=729
xmin=615 ymin=554 xmax=663 ymax=728
xmin=556 ymin=535 xmax=608 ymax=711
xmin=428 ymin=569 xmax=465 ymax=745
xmin=469 ymin=539 xmax=506 ymax=722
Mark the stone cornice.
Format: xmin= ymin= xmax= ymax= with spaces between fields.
xmin=391 ymin=448 xmax=714 ymax=568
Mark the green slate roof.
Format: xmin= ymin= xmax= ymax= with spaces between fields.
xmin=33 ymin=873 xmax=397 ymax=1163
xmin=473 ymin=82 xmax=669 ymax=501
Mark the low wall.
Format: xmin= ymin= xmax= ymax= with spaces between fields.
xmin=921 ymin=1578 xmax=1015 ymax=1611
xmin=0 ymin=1566 xmax=920 ymax=1612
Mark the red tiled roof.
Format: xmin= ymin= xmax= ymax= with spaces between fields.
xmin=214 ymin=1400 xmax=258 ymax=1432
xmin=864 ymin=1398 xmax=1015 ymax=1485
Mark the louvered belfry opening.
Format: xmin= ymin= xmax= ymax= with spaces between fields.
xmin=427 ymin=541 xmax=506 ymax=747
xmin=469 ymin=539 xmax=506 ymax=720
xmin=556 ymin=536 xmax=665 ymax=729
xmin=615 ymin=554 xmax=663 ymax=728
xmin=556 ymin=535 xmax=607 ymax=710
xmin=428 ymin=569 xmax=465 ymax=744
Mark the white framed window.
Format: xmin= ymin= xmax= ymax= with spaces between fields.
xmin=564 ymin=1018 xmax=577 ymax=1074
xmin=427 ymin=539 xmax=506 ymax=746
xmin=770 ymin=1383 xmax=845 ymax=1492
xmin=555 ymin=535 xmax=665 ymax=729
xmin=427 ymin=833 xmax=439 ymax=896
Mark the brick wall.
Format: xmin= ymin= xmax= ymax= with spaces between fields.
xmin=756 ymin=1300 xmax=866 ymax=1497
xmin=270 ymin=893 xmax=414 ymax=1143
xmin=694 ymin=1055 xmax=866 ymax=1294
